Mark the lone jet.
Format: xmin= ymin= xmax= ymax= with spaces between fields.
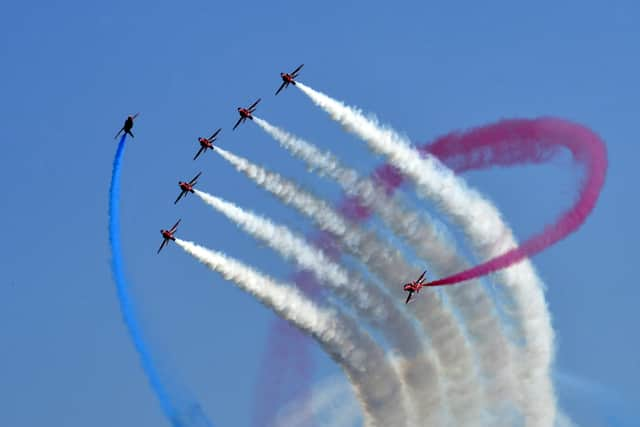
xmin=115 ymin=113 xmax=139 ymax=139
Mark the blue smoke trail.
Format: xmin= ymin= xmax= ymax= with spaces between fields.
xmin=109 ymin=135 xmax=212 ymax=426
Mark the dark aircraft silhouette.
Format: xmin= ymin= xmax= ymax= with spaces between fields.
xmin=115 ymin=113 xmax=139 ymax=139
xmin=233 ymin=99 xmax=261 ymax=130
xmin=158 ymin=219 xmax=180 ymax=253
xmin=403 ymin=270 xmax=429 ymax=304
xmin=194 ymin=128 xmax=222 ymax=160
xmin=175 ymin=172 xmax=202 ymax=204
xmin=275 ymin=64 xmax=304 ymax=95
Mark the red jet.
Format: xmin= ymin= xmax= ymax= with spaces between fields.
xmin=175 ymin=172 xmax=202 ymax=204
xmin=114 ymin=113 xmax=139 ymax=139
xmin=194 ymin=128 xmax=221 ymax=160
xmin=403 ymin=270 xmax=429 ymax=304
xmin=158 ymin=219 xmax=180 ymax=253
xmin=275 ymin=64 xmax=304 ymax=95
xmin=233 ymin=98 xmax=261 ymax=130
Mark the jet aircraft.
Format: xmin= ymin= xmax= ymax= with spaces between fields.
xmin=403 ymin=270 xmax=429 ymax=304
xmin=115 ymin=113 xmax=139 ymax=139
xmin=158 ymin=219 xmax=180 ymax=253
xmin=194 ymin=128 xmax=222 ymax=160
xmin=175 ymin=172 xmax=202 ymax=204
xmin=275 ymin=64 xmax=304 ymax=95
xmin=233 ymin=99 xmax=261 ymax=130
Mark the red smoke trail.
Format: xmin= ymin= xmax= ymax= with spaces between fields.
xmin=427 ymin=118 xmax=607 ymax=286
xmin=253 ymin=322 xmax=310 ymax=426
xmin=253 ymin=271 xmax=322 ymax=427
xmin=252 ymin=280 xmax=316 ymax=427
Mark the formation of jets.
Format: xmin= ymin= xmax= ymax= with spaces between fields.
xmin=116 ymin=63 xmax=433 ymax=304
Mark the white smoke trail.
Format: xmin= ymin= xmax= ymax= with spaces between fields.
xmin=296 ymin=81 xmax=556 ymax=426
xmin=193 ymin=188 xmax=444 ymax=426
xmin=239 ymin=127 xmax=486 ymax=425
xmin=274 ymin=375 xmax=361 ymax=427
xmin=175 ymin=238 xmax=408 ymax=427
xmin=555 ymin=412 xmax=578 ymax=427
xmin=237 ymin=123 xmax=520 ymax=421
xmin=215 ymin=147 xmax=350 ymax=248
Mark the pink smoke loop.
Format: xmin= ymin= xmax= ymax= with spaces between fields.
xmin=376 ymin=118 xmax=608 ymax=286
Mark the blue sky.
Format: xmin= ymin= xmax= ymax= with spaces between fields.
xmin=1 ymin=1 xmax=638 ymax=426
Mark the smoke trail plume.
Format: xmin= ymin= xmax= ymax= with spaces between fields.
xmin=295 ymin=82 xmax=556 ymax=426
xmin=175 ymin=239 xmax=409 ymax=427
xmin=242 ymin=127 xmax=489 ymax=425
xmin=253 ymin=318 xmax=314 ymax=427
xmin=242 ymin=118 xmax=350 ymax=426
xmin=232 ymin=126 xmax=520 ymax=418
xmin=193 ymin=190 xmax=353 ymax=296
xmin=108 ymin=135 xmax=212 ymax=427
xmin=193 ymin=188 xmax=445 ymax=425
xmin=215 ymin=147 xmax=350 ymax=241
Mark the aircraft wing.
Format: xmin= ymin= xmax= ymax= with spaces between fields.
xmin=194 ymin=146 xmax=205 ymax=160
xmin=170 ymin=219 xmax=181 ymax=233
xmin=275 ymin=82 xmax=287 ymax=95
xmin=114 ymin=127 xmax=124 ymax=139
xmin=291 ymin=63 xmax=304 ymax=76
xmin=233 ymin=117 xmax=243 ymax=130
xmin=189 ymin=172 xmax=202 ymax=185
xmin=417 ymin=270 xmax=426 ymax=282
xmin=210 ymin=128 xmax=221 ymax=140
xmin=157 ymin=239 xmax=167 ymax=254
xmin=405 ymin=292 xmax=413 ymax=304
xmin=175 ymin=191 xmax=186 ymax=204
xmin=249 ymin=98 xmax=261 ymax=110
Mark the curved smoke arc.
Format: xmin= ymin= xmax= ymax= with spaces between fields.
xmin=109 ymin=135 xmax=213 ymax=427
